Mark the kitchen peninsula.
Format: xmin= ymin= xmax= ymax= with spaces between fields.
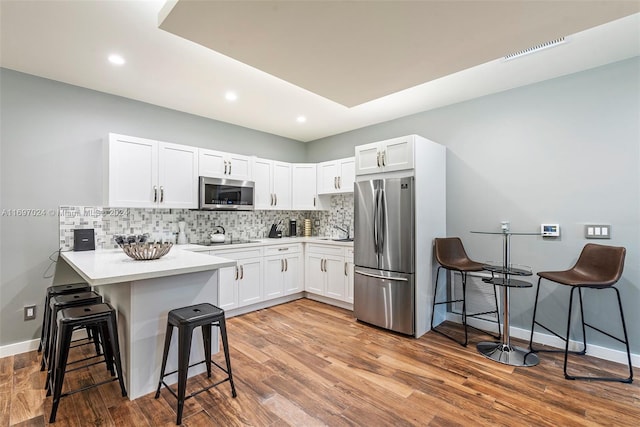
xmin=54 ymin=247 xmax=236 ymax=399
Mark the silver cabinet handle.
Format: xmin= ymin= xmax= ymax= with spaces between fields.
xmin=281 ymin=259 xmax=284 ymax=272
xmin=270 ymin=193 xmax=274 ymax=206
xmin=285 ymin=258 xmax=288 ymax=271
xmin=240 ymin=265 xmax=244 ymax=280
xmin=160 ymin=186 xmax=164 ymax=203
xmin=355 ymin=269 xmax=408 ymax=281
xmin=224 ymin=160 xmax=228 ymax=175
xmin=234 ymin=265 xmax=239 ymax=280
xmin=338 ymin=176 xmax=341 ymax=189
xmin=344 ymin=262 xmax=348 ymax=276
xmin=278 ymin=247 xmax=289 ymax=251
xmin=376 ymin=152 xmax=381 ymax=167
xmin=153 ymin=186 xmax=158 ymax=202
xmin=334 ymin=176 xmax=338 ymax=189
xmin=313 ymin=196 xmax=316 ymax=207
xmin=228 ymin=160 xmax=232 ymax=175
xmin=381 ymin=150 xmax=386 ymax=166
xmin=274 ymin=193 xmax=278 ymax=206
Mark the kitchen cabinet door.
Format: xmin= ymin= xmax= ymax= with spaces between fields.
xmin=199 ymin=149 xmax=251 ymax=181
xmin=217 ymin=264 xmax=239 ymax=311
xmin=345 ymin=249 xmax=354 ymax=304
xmin=252 ymin=158 xmax=272 ymax=209
xmin=105 ymin=134 xmax=158 ymax=208
xmin=292 ymin=163 xmax=318 ymax=210
xmin=338 ymin=157 xmax=355 ymax=192
xmin=272 ymin=161 xmax=292 ymax=210
xmin=237 ymin=258 xmax=263 ymax=307
xmin=264 ymin=256 xmax=285 ymax=299
xmin=305 ymin=253 xmax=325 ymax=295
xmin=283 ymin=253 xmax=302 ymax=294
xmin=158 ymin=142 xmax=198 ymax=208
xmin=325 ymin=256 xmax=346 ymax=300
xmin=317 ymin=161 xmax=339 ymax=194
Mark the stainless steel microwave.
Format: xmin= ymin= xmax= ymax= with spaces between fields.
xmin=199 ymin=176 xmax=255 ymax=211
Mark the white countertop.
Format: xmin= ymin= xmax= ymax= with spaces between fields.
xmin=182 ymin=236 xmax=354 ymax=252
xmin=60 ymin=247 xmax=236 ymax=286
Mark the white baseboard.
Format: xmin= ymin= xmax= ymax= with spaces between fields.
xmin=0 ymin=329 xmax=90 ymax=358
xmin=443 ymin=313 xmax=639 ymax=368
xmin=0 ymin=338 xmax=40 ymax=358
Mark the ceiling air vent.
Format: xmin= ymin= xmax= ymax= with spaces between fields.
xmin=503 ymin=37 xmax=567 ymax=61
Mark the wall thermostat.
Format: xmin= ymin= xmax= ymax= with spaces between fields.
xmin=541 ymin=224 xmax=560 ymax=237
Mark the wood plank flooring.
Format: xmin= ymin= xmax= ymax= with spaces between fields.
xmin=2 ymin=298 xmax=638 ymax=426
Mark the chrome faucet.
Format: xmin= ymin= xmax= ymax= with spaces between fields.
xmin=334 ymin=224 xmax=350 ymax=239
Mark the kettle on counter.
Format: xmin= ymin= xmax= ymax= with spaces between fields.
xmin=210 ymin=225 xmax=226 ymax=243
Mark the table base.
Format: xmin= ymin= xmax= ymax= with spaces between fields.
xmin=477 ymin=342 xmax=539 ymax=367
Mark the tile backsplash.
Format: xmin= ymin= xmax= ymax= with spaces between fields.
xmin=59 ymin=194 xmax=354 ymax=251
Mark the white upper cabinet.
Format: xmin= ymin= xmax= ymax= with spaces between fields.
xmin=355 ymin=136 xmax=415 ymax=175
xmin=105 ymin=133 xmax=197 ymax=208
xmin=317 ymin=157 xmax=355 ymax=194
xmin=291 ymin=163 xmax=318 ymax=210
xmin=252 ymin=158 xmax=292 ymax=210
xmin=198 ymin=148 xmax=251 ymax=181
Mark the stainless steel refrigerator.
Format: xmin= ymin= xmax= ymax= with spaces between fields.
xmin=354 ymin=177 xmax=415 ymax=335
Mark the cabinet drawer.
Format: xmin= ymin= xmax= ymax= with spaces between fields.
xmin=306 ymin=244 xmax=345 ymax=256
xmin=210 ymin=247 xmax=263 ymax=260
xmin=345 ymin=247 xmax=354 ymax=259
xmin=264 ymin=243 xmax=301 ymax=256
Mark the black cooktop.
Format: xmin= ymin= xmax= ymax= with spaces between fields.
xmin=196 ymin=240 xmax=259 ymax=247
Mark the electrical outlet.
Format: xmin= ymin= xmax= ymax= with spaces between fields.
xmin=24 ymin=305 xmax=36 ymax=321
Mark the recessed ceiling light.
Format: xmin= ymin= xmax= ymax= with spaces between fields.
xmin=296 ymin=116 xmax=307 ymax=123
xmin=225 ymin=91 xmax=238 ymax=101
xmin=108 ymin=54 xmax=125 ymax=66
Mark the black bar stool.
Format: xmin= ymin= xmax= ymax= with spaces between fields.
xmin=38 ymin=283 xmax=91 ymax=353
xmin=48 ymin=302 xmax=127 ymax=422
xmin=43 ymin=291 xmax=103 ymax=385
xmin=155 ymin=303 xmax=237 ymax=425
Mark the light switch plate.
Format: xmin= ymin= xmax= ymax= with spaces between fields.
xmin=585 ymin=224 xmax=611 ymax=239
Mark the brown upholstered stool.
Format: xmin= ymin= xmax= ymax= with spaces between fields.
xmin=528 ymin=243 xmax=632 ymax=383
xmin=431 ymin=237 xmax=501 ymax=346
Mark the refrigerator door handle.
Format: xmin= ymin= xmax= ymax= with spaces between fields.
xmin=373 ymin=188 xmax=379 ymax=255
xmin=377 ymin=188 xmax=386 ymax=255
xmin=354 ymin=269 xmax=409 ymax=282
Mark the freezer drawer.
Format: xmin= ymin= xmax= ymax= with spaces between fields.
xmin=353 ymin=267 xmax=414 ymax=335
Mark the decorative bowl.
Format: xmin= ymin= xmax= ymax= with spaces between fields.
xmin=119 ymin=242 xmax=173 ymax=261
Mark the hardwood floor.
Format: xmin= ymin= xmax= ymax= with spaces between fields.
xmin=2 ymin=298 xmax=638 ymax=426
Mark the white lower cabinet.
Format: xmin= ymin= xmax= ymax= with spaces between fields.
xmin=305 ymin=244 xmax=353 ymax=303
xmin=264 ymin=243 xmax=303 ymax=298
xmin=209 ymin=241 xmax=351 ymax=314
xmin=345 ymin=247 xmax=354 ymax=304
xmin=209 ymin=247 xmax=263 ymax=310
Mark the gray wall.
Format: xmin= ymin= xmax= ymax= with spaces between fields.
xmin=0 ymin=69 xmax=305 ymax=347
xmin=308 ymin=57 xmax=640 ymax=353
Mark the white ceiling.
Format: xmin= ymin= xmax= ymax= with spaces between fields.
xmin=1 ymin=1 xmax=639 ymax=142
